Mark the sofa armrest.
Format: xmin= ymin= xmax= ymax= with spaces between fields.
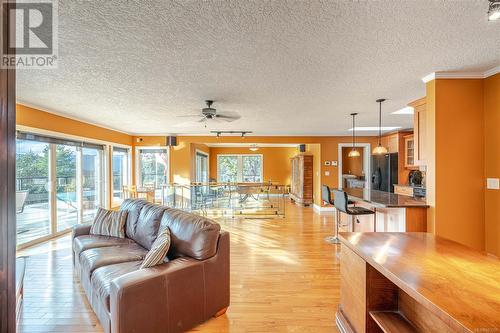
xmin=72 ymin=223 xmax=92 ymax=239
xmin=110 ymin=258 xmax=206 ymax=333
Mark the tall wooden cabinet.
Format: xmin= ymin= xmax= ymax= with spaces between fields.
xmin=409 ymin=97 xmax=427 ymax=166
xmin=290 ymin=154 xmax=313 ymax=206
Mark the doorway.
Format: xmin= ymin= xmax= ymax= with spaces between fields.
xmin=337 ymin=143 xmax=371 ymax=189
xmin=195 ymin=150 xmax=209 ymax=183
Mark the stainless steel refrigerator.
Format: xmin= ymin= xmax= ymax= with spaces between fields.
xmin=371 ymin=153 xmax=398 ymax=192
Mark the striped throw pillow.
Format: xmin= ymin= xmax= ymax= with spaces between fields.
xmin=141 ymin=227 xmax=171 ymax=269
xmin=90 ymin=208 xmax=128 ymax=238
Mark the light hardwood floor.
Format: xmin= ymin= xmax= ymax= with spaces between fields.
xmin=17 ymin=203 xmax=341 ymax=332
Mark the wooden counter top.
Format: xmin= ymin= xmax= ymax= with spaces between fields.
xmin=339 ymin=232 xmax=500 ymax=333
xmin=343 ymin=188 xmax=428 ymax=208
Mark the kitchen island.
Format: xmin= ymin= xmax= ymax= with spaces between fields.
xmin=336 ymin=232 xmax=500 ymax=333
xmin=337 ymin=188 xmax=428 ymax=232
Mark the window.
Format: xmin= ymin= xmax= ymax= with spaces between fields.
xmin=217 ymin=154 xmax=263 ymax=183
xmin=16 ymin=132 xmax=105 ymax=246
xmin=137 ymin=148 xmax=169 ymax=199
xmin=112 ymin=147 xmax=130 ymax=203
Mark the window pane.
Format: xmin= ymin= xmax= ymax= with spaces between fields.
xmin=218 ymin=156 xmax=238 ymax=182
xmin=113 ymin=148 xmax=129 ymax=201
xmin=82 ymin=148 xmax=101 ymax=223
xmin=242 ymin=156 xmax=262 ymax=182
xmin=140 ymin=150 xmax=168 ymax=187
xmin=56 ymin=145 xmax=78 ymax=232
xmin=16 ymin=140 xmax=51 ymax=245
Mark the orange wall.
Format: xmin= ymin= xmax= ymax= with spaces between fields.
xmin=426 ymin=79 xmax=485 ymax=251
xmin=484 ymin=73 xmax=500 ymax=256
xmin=208 ymin=146 xmax=297 ymax=185
xmin=16 ymin=104 xmax=132 ymax=145
xmin=341 ymin=147 xmax=364 ymax=176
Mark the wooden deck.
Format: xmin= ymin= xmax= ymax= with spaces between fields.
xmin=17 ymin=202 xmax=341 ymax=332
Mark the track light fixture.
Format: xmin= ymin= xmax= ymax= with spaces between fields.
xmin=210 ymin=131 xmax=253 ymax=137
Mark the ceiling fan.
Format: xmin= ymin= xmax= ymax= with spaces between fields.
xmin=175 ymin=100 xmax=240 ymax=127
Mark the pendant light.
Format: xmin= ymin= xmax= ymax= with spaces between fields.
xmin=372 ymin=98 xmax=388 ymax=155
xmin=348 ymin=113 xmax=360 ymax=157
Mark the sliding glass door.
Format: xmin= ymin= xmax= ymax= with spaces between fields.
xmin=16 ymin=139 xmax=51 ymax=245
xmin=112 ymin=147 xmax=130 ymax=204
xmin=195 ymin=151 xmax=209 ymax=183
xmin=15 ymin=133 xmax=105 ymax=246
xmin=56 ymin=145 xmax=78 ymax=232
xmin=82 ymin=148 xmax=102 ymax=223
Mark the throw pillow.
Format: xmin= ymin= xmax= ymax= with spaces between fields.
xmin=90 ymin=207 xmax=128 ymax=238
xmin=141 ymin=227 xmax=171 ymax=269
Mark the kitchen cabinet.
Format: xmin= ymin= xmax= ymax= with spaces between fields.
xmin=290 ymin=154 xmax=313 ymax=206
xmin=409 ymin=97 xmax=427 ymax=165
xmin=403 ymin=134 xmax=415 ymax=167
xmin=380 ymin=133 xmax=398 ymax=153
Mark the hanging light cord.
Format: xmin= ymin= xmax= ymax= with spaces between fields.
xmin=352 ymin=114 xmax=355 ymax=149
xmin=378 ymin=101 xmax=382 ymax=145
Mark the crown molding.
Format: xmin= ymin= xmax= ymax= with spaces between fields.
xmin=422 ymin=66 xmax=500 ymax=83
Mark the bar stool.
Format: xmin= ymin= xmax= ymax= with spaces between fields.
xmin=332 ymin=189 xmax=375 ymax=233
xmin=322 ymin=185 xmax=346 ymax=244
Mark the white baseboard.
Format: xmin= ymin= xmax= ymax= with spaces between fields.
xmin=313 ymin=204 xmax=335 ymax=213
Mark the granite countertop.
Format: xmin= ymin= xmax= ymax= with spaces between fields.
xmin=342 ymin=188 xmax=429 ymax=208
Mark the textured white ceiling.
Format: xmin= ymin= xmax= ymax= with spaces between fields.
xmin=17 ymin=0 xmax=500 ymax=136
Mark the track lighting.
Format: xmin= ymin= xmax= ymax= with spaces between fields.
xmin=210 ymin=131 xmax=253 ymax=137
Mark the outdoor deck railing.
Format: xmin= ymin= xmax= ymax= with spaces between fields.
xmin=161 ymin=183 xmax=288 ymax=218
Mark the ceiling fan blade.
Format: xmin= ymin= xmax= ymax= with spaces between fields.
xmin=215 ymin=114 xmax=240 ymax=122
xmin=176 ymin=114 xmax=203 ymax=118
xmin=197 ymin=117 xmax=208 ymax=123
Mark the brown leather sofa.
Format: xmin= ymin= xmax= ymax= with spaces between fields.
xmin=72 ymin=199 xmax=230 ymax=333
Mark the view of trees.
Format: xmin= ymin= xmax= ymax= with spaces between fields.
xmin=17 ymin=142 xmax=77 ymax=195
xmin=218 ymin=155 xmax=262 ymax=182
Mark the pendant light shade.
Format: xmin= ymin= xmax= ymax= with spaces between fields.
xmin=348 ymin=113 xmax=360 ymax=157
xmin=372 ymin=98 xmax=388 ymax=155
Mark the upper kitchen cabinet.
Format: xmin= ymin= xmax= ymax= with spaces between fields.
xmin=380 ymin=133 xmax=399 ymax=153
xmin=408 ymin=97 xmax=427 ymax=165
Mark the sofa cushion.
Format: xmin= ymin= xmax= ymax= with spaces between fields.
xmin=120 ymin=199 xmax=148 ymax=239
xmin=73 ymin=235 xmax=134 ymax=258
xmin=161 ymin=208 xmax=220 ymax=260
xmin=80 ymin=243 xmax=148 ymax=278
xmin=141 ymin=227 xmax=171 ymax=269
xmin=91 ymin=261 xmax=142 ymax=312
xmin=90 ymin=208 xmax=128 ymax=238
xmin=130 ymin=203 xmax=170 ymax=250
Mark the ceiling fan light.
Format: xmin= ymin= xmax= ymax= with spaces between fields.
xmin=372 ymin=144 xmax=388 ymax=155
xmin=348 ymin=149 xmax=360 ymax=157
xmin=488 ymin=0 xmax=500 ymax=20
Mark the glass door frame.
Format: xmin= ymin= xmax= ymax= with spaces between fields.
xmin=195 ymin=150 xmax=209 ymax=183
xmin=16 ymin=130 xmax=108 ymax=250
